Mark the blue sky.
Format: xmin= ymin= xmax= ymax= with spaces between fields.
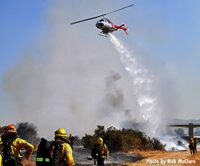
xmin=1 ymin=0 xmax=200 ymax=75
xmin=0 ymin=0 xmax=200 ymax=132
xmin=0 ymin=0 xmax=50 ymax=76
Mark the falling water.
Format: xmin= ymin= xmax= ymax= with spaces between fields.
xmin=109 ymin=33 xmax=161 ymax=137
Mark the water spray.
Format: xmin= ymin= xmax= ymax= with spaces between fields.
xmin=108 ymin=34 xmax=188 ymax=151
xmin=108 ymin=33 xmax=161 ymax=137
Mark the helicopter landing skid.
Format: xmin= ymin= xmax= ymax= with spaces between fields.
xmin=98 ymin=33 xmax=108 ymax=37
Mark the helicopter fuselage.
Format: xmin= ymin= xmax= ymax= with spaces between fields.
xmin=96 ymin=18 xmax=128 ymax=35
xmin=96 ymin=18 xmax=115 ymax=34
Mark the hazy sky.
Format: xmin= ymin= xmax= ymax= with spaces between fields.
xmin=0 ymin=0 xmax=200 ymax=136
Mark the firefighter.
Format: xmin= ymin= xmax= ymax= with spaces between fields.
xmin=0 ymin=155 xmax=2 ymax=166
xmin=91 ymin=137 xmax=109 ymax=166
xmin=188 ymin=137 xmax=195 ymax=155
xmin=0 ymin=128 xmax=2 ymax=166
xmin=0 ymin=135 xmax=2 ymax=166
xmin=36 ymin=138 xmax=54 ymax=166
xmin=193 ymin=137 xmax=197 ymax=154
xmin=52 ymin=128 xmax=74 ymax=166
xmin=0 ymin=124 xmax=34 ymax=166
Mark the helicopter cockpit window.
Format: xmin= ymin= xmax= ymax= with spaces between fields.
xmin=99 ymin=19 xmax=104 ymax=22
xmin=107 ymin=19 xmax=112 ymax=23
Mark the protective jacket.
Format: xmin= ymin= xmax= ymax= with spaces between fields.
xmin=52 ymin=139 xmax=74 ymax=166
xmin=91 ymin=142 xmax=109 ymax=166
xmin=91 ymin=143 xmax=109 ymax=159
xmin=0 ymin=134 xmax=34 ymax=166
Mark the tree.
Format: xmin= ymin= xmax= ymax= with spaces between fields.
xmin=94 ymin=125 xmax=105 ymax=137
xmin=16 ymin=122 xmax=40 ymax=144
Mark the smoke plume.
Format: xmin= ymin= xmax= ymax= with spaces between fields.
xmin=1 ymin=1 xmax=135 ymax=137
xmin=1 ymin=0 xmax=177 ymax=138
xmin=17 ymin=122 xmax=40 ymax=144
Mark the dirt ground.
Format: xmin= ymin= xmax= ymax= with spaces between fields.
xmin=22 ymin=148 xmax=200 ymax=166
xmin=126 ymin=148 xmax=200 ymax=166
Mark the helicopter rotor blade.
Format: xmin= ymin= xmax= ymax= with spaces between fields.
xmin=70 ymin=14 xmax=105 ymax=25
xmin=70 ymin=4 xmax=134 ymax=25
xmin=103 ymin=4 xmax=134 ymax=16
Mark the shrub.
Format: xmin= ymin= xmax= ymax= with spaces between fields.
xmin=82 ymin=125 xmax=165 ymax=152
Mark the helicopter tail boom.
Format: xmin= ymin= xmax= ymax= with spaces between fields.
xmin=113 ymin=24 xmax=128 ymax=35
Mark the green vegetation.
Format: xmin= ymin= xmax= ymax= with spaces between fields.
xmin=82 ymin=125 xmax=165 ymax=152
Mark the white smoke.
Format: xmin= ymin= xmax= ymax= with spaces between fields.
xmin=1 ymin=1 xmax=135 ymax=138
xmin=109 ymin=33 xmax=162 ymax=137
xmin=158 ymin=136 xmax=187 ymax=151
xmin=1 ymin=0 xmax=178 ymax=141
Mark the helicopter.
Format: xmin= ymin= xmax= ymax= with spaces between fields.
xmin=70 ymin=4 xmax=134 ymax=36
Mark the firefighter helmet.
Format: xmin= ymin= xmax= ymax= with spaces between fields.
xmin=6 ymin=124 xmax=17 ymax=133
xmin=97 ymin=137 xmax=103 ymax=144
xmin=55 ymin=128 xmax=67 ymax=137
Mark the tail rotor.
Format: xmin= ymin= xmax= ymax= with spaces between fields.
xmin=120 ymin=24 xmax=128 ymax=35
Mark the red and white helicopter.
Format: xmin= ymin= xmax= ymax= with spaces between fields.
xmin=70 ymin=4 xmax=134 ymax=36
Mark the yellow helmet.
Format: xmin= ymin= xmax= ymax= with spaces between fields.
xmin=55 ymin=128 xmax=67 ymax=137
xmin=97 ymin=137 xmax=103 ymax=144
